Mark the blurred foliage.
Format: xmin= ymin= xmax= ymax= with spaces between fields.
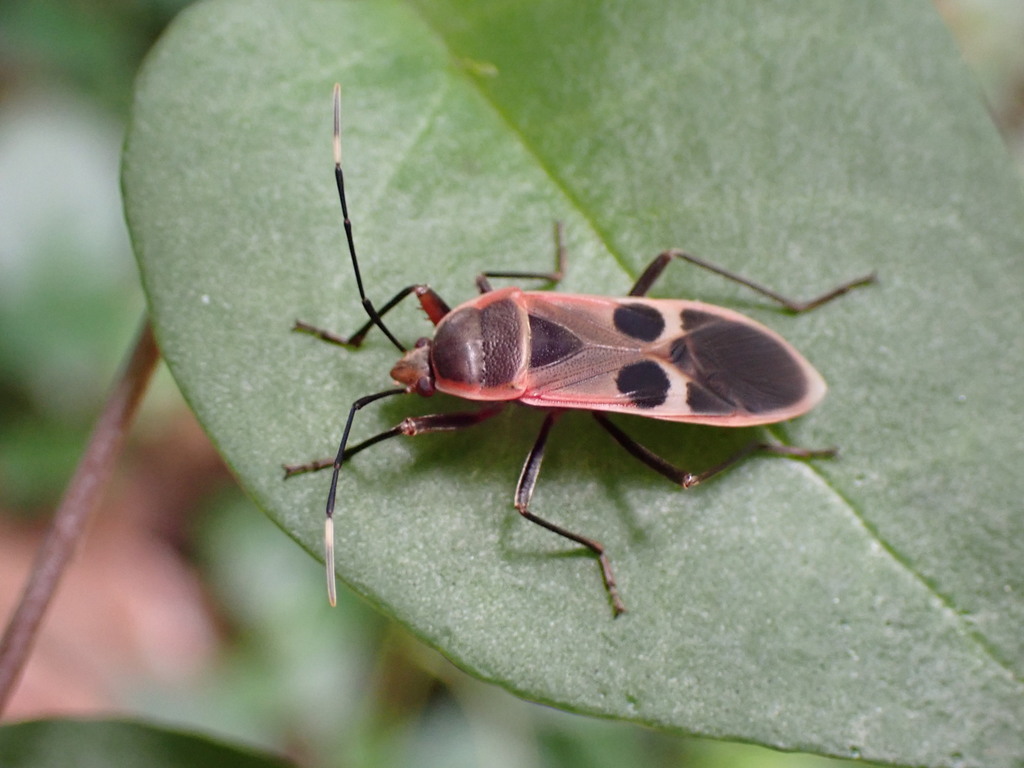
xmin=0 ymin=0 xmax=192 ymax=508
xmin=1 ymin=0 xmax=194 ymax=117
xmin=0 ymin=1 xmax=1021 ymax=767
xmin=937 ymin=0 xmax=1024 ymax=163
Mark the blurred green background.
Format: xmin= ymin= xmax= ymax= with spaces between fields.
xmin=1 ymin=1 xmax=1022 ymax=766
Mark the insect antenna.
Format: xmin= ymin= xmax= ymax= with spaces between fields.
xmin=332 ymin=83 xmax=406 ymax=353
xmin=324 ymin=386 xmax=407 ymax=606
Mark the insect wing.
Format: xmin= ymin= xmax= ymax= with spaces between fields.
xmin=518 ymin=293 xmax=826 ymax=426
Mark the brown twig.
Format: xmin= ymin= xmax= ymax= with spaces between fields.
xmin=0 ymin=317 xmax=161 ymax=714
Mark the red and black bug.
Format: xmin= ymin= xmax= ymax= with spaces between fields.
xmin=285 ymin=85 xmax=875 ymax=616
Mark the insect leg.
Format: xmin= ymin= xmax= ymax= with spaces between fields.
xmin=682 ymin=441 xmax=836 ymax=487
xmin=293 ymin=282 xmax=454 ymax=348
xmin=283 ymin=405 xmax=506 ymax=477
xmin=629 ymin=249 xmax=875 ymax=311
xmin=306 ymin=399 xmax=506 ymax=605
xmin=591 ymin=412 xmax=689 ymax=484
xmin=476 ymin=221 xmax=567 ymax=293
xmin=515 ymin=411 xmax=626 ymax=616
xmin=293 ymin=285 xmax=421 ymax=348
xmin=593 ymin=412 xmax=835 ymax=488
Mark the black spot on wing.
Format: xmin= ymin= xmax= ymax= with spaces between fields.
xmin=614 ymin=303 xmax=665 ymax=342
xmin=615 ymin=360 xmax=670 ymax=408
xmin=671 ymin=317 xmax=808 ymax=414
xmin=528 ymin=314 xmax=584 ymax=368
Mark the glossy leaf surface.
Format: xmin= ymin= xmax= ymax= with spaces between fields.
xmin=122 ymin=1 xmax=1024 ymax=764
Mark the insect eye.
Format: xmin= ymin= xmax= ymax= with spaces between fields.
xmin=415 ymin=376 xmax=435 ymax=397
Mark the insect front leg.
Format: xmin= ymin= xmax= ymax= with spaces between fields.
xmin=289 ymin=399 xmax=506 ymax=605
xmin=293 ymin=285 xmax=422 ymax=348
xmin=283 ymin=406 xmax=506 ymax=478
xmin=301 ymin=86 xmax=456 ymax=353
xmin=592 ymin=412 xmax=835 ymax=488
xmin=629 ymin=249 xmax=876 ymax=311
xmin=515 ymin=411 xmax=627 ymax=617
xmin=293 ymin=282 xmax=456 ymax=350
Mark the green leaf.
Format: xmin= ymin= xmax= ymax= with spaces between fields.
xmin=0 ymin=719 xmax=292 ymax=768
xmin=122 ymin=0 xmax=1024 ymax=765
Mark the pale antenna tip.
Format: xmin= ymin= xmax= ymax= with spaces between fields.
xmin=325 ymin=517 xmax=337 ymax=607
xmin=332 ymin=83 xmax=342 ymax=168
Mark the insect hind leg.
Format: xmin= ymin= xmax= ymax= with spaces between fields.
xmin=629 ymin=249 xmax=876 ymax=311
xmin=592 ymin=412 xmax=836 ymax=488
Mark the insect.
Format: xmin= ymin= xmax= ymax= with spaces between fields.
xmin=285 ymin=84 xmax=876 ymax=616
